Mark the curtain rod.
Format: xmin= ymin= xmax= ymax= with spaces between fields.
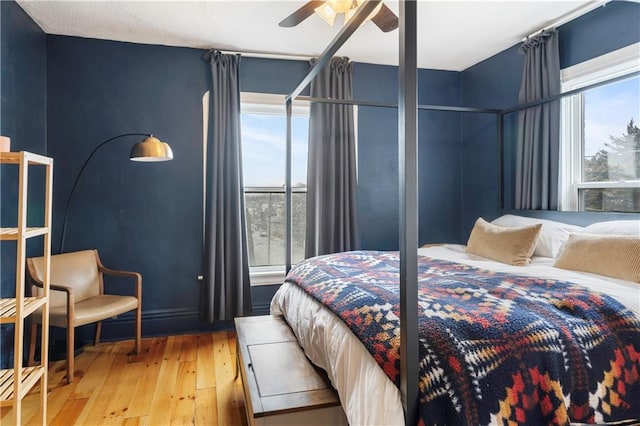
xmin=522 ymin=0 xmax=610 ymax=41
xmin=214 ymin=48 xmax=312 ymax=62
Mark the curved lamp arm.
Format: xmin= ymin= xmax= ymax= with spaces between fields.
xmin=59 ymin=132 xmax=173 ymax=253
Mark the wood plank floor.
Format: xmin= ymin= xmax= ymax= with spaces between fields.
xmin=1 ymin=332 xmax=247 ymax=426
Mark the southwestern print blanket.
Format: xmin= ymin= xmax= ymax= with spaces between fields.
xmin=285 ymin=251 xmax=640 ymax=426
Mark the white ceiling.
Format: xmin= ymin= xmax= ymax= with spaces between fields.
xmin=18 ymin=0 xmax=596 ymax=71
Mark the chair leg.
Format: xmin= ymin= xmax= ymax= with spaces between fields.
xmin=66 ymin=327 xmax=74 ymax=384
xmin=28 ymin=321 xmax=38 ymax=367
xmin=134 ymin=305 xmax=141 ymax=354
xmin=94 ymin=321 xmax=102 ymax=346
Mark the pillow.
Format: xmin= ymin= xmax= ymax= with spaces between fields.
xmin=582 ymin=220 xmax=640 ymax=237
xmin=491 ymin=214 xmax=583 ymax=258
xmin=466 ymin=218 xmax=542 ymax=266
xmin=554 ymin=233 xmax=640 ymax=283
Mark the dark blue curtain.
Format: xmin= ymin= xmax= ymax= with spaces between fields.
xmin=515 ymin=30 xmax=561 ymax=210
xmin=305 ymin=57 xmax=360 ymax=258
xmin=202 ymin=50 xmax=251 ymax=321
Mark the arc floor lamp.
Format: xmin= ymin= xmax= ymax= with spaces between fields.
xmin=58 ymin=133 xmax=174 ymax=253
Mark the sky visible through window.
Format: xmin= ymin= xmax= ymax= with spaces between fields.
xmin=584 ymin=76 xmax=639 ymax=157
xmin=241 ymin=113 xmax=309 ymax=187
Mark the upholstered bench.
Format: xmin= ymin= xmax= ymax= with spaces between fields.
xmin=234 ymin=315 xmax=347 ymax=426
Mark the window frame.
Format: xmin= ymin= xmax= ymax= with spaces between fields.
xmin=559 ymin=43 xmax=640 ymax=211
xmin=240 ymin=92 xmax=309 ymax=285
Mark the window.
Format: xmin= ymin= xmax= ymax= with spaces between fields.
xmin=560 ymin=43 xmax=640 ymax=212
xmin=241 ymin=93 xmax=309 ymax=280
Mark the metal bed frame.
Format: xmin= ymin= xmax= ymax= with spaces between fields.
xmin=280 ymin=2 xmax=639 ymax=424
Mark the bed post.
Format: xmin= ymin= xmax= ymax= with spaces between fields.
xmin=497 ymin=112 xmax=504 ymax=212
xmin=285 ymin=98 xmax=293 ymax=273
xmin=399 ymin=1 xmax=419 ymax=425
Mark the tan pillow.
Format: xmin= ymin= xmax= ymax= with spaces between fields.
xmin=554 ymin=233 xmax=640 ymax=283
xmin=466 ymin=218 xmax=542 ymax=266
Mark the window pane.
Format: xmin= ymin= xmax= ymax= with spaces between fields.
xmin=242 ymin=113 xmax=285 ymax=187
xmin=240 ymin=102 xmax=309 ymax=268
xmin=292 ymin=192 xmax=306 ymax=264
xmin=245 ymin=192 xmax=284 ymax=267
xmin=292 ymin=117 xmax=309 ymax=189
xmin=241 ymin=113 xmax=309 ymax=187
xmin=582 ymin=76 xmax=640 ymax=183
xmin=244 ymin=191 xmax=307 ymax=267
xmin=580 ymin=188 xmax=640 ymax=213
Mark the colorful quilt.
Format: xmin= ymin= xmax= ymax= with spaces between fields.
xmin=285 ymin=251 xmax=640 ymax=425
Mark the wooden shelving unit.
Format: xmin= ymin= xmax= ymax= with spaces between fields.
xmin=0 ymin=151 xmax=53 ymax=425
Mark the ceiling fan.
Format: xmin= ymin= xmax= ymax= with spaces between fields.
xmin=279 ymin=0 xmax=399 ymax=32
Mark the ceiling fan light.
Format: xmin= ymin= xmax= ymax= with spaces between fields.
xmin=344 ymin=1 xmax=385 ymax=25
xmin=327 ymin=0 xmax=353 ymax=14
xmin=315 ymin=3 xmax=337 ymax=26
xmin=345 ymin=8 xmax=357 ymax=23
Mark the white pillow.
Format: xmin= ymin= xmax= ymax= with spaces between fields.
xmin=491 ymin=214 xmax=584 ymax=258
xmin=582 ymin=220 xmax=640 ymax=237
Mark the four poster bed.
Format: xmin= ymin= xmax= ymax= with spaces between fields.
xmin=274 ymin=1 xmax=640 ymax=425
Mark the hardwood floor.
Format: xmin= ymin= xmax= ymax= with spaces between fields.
xmin=1 ymin=332 xmax=247 ymax=426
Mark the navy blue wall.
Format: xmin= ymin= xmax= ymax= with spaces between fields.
xmin=559 ymin=1 xmax=640 ymax=70
xmin=0 ymin=1 xmax=47 ymax=367
xmin=46 ymin=36 xmax=212 ymax=337
xmin=354 ymin=63 xmax=463 ymax=249
xmin=460 ymin=0 xmax=640 ymax=239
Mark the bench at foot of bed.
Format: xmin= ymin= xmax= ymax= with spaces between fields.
xmin=234 ymin=315 xmax=348 ymax=426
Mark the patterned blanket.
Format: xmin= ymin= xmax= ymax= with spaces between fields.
xmin=285 ymin=251 xmax=640 ymax=425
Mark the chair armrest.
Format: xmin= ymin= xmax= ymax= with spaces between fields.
xmin=51 ymin=283 xmax=75 ymax=295
xmin=99 ymin=265 xmax=141 ymax=280
xmin=27 ymin=277 xmax=75 ymax=317
xmin=98 ymin=264 xmax=142 ymax=299
xmin=28 ymin=275 xmax=75 ymax=295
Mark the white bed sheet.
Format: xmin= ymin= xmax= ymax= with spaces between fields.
xmin=269 ymin=245 xmax=640 ymax=426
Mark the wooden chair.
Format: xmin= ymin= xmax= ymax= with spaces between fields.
xmin=26 ymin=249 xmax=141 ymax=384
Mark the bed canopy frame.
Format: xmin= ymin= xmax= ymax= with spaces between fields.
xmin=280 ymin=1 xmax=639 ymax=424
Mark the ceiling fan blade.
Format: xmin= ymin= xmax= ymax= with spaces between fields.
xmin=370 ymin=4 xmax=398 ymax=32
xmin=279 ymin=1 xmax=327 ymax=27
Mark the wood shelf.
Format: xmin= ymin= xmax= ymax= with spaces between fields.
xmin=0 ymin=151 xmax=52 ymax=166
xmin=0 ymin=227 xmax=49 ymax=241
xmin=1 ymin=151 xmax=52 ymax=425
xmin=0 ymin=297 xmax=47 ymax=324
xmin=0 ymin=367 xmax=45 ymax=406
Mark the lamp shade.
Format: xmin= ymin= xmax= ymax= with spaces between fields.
xmin=129 ymin=136 xmax=174 ymax=162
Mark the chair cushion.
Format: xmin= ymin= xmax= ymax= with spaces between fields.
xmin=34 ymin=294 xmax=138 ymax=328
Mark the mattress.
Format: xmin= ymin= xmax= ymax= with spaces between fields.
xmin=270 ymin=244 xmax=640 ymax=425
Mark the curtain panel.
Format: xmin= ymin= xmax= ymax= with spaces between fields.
xmin=515 ymin=30 xmax=561 ymax=210
xmin=305 ymin=57 xmax=360 ymax=258
xmin=202 ymin=50 xmax=251 ymax=321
